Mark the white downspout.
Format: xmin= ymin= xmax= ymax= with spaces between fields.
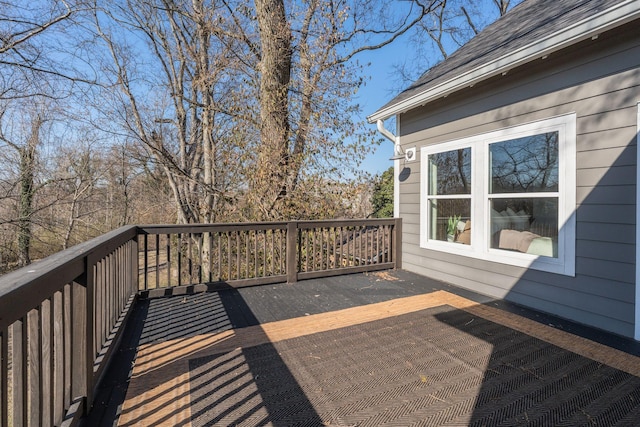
xmin=376 ymin=119 xmax=401 ymax=219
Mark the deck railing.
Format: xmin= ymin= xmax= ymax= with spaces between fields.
xmin=0 ymin=226 xmax=139 ymax=427
xmin=0 ymin=218 xmax=401 ymax=426
xmin=137 ymin=219 xmax=401 ymax=294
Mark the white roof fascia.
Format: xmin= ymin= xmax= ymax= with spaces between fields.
xmin=367 ymin=0 xmax=640 ymax=123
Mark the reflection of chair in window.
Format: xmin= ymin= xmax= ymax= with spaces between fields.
xmin=490 ymin=208 xmax=557 ymax=258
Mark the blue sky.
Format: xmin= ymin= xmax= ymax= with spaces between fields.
xmin=356 ymin=46 xmax=406 ymax=176
xmin=351 ymin=0 xmax=522 ymax=177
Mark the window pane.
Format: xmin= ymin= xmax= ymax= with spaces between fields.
xmin=428 ymin=147 xmax=471 ymax=195
xmin=428 ymin=199 xmax=471 ymax=244
xmin=490 ymin=132 xmax=558 ymax=194
xmin=490 ymin=198 xmax=558 ymax=258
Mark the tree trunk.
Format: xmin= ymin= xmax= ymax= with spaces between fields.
xmin=18 ymin=117 xmax=41 ymax=266
xmin=254 ymin=0 xmax=293 ymax=217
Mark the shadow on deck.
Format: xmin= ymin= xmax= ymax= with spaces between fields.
xmin=83 ymin=270 xmax=640 ymax=426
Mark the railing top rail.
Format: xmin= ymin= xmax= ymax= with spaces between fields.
xmin=138 ymin=221 xmax=290 ymax=234
xmin=138 ymin=218 xmax=397 ymax=235
xmin=0 ymin=225 xmax=138 ymax=329
xmin=296 ymin=218 xmax=398 ymax=228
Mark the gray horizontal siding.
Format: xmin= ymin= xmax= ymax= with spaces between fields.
xmin=577 ymin=145 xmax=636 ymax=169
xmin=396 ymin=23 xmax=640 ymax=337
xmin=576 ymin=240 xmax=635 ymax=264
xmin=576 ymin=222 xmax=635 ymax=245
xmin=576 ymin=185 xmax=635 ymax=205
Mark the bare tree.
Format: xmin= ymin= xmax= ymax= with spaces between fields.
xmin=0 ymin=104 xmax=49 ymax=266
xmin=249 ymin=0 xmax=443 ymax=219
xmin=396 ymin=0 xmax=522 ymax=86
xmin=92 ymin=0 xmax=253 ymax=225
xmin=0 ymin=1 xmax=90 ymax=268
xmin=0 ymin=1 xmax=89 ymax=101
xmin=90 ymin=0 xmax=441 ymax=223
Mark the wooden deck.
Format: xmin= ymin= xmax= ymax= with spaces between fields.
xmin=82 ymin=270 xmax=640 ymax=426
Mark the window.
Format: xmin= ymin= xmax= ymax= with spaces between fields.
xmin=420 ymin=114 xmax=576 ymax=276
xmin=426 ymin=146 xmax=472 ymax=244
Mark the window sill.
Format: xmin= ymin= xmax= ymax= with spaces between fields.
xmin=420 ymin=240 xmax=574 ymax=276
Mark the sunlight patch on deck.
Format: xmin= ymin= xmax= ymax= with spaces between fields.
xmin=118 ymin=290 xmax=640 ymax=426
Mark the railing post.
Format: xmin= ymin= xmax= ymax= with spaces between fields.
xmin=287 ymin=221 xmax=298 ymax=283
xmin=393 ymin=218 xmax=402 ymax=269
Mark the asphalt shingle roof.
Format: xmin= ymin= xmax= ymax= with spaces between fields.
xmin=371 ymin=0 xmax=629 ymax=119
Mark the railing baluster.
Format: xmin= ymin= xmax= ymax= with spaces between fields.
xmin=270 ymin=230 xmax=275 ymax=276
xmin=14 ymin=317 xmax=25 ymax=426
xmin=280 ymin=230 xmax=285 ymax=275
xmin=335 ymin=227 xmax=339 ymax=268
xmin=178 ymin=233 xmax=183 ymax=287
xmin=53 ymin=291 xmax=63 ymax=425
xmin=347 ymin=226 xmax=351 ymax=266
xmin=143 ymin=234 xmax=148 ymax=290
xmin=166 ymin=234 xmax=171 ymax=288
xmin=254 ymin=230 xmax=258 ymax=278
xmin=87 ymin=262 xmax=97 ymax=408
xmin=384 ymin=225 xmax=389 ymax=263
xmin=70 ymin=280 xmax=86 ymax=412
xmin=155 ymin=234 xmax=160 ymax=289
xmin=304 ymin=228 xmax=311 ymax=271
xmin=390 ymin=223 xmax=394 ymax=264
xmin=227 ymin=231 xmax=232 ymax=281
xmin=43 ymin=298 xmax=53 ymax=427
xmin=38 ymin=303 xmax=45 ymax=426
xmin=246 ymin=231 xmax=251 ymax=279
xmin=325 ymin=227 xmax=330 ymax=269
xmin=27 ymin=308 xmax=39 ymax=426
xmin=198 ymin=233 xmax=204 ymax=284
xmin=346 ymin=227 xmax=351 ymax=267
xmin=263 ymin=230 xmax=267 ymax=277
xmin=252 ymin=230 xmax=257 ymax=278
xmin=1 ymin=326 xmax=7 ymax=427
xmin=106 ymin=255 xmax=111 ymax=343
xmin=187 ymin=233 xmax=193 ymax=284
xmin=63 ymin=284 xmax=71 ymax=412
xmin=247 ymin=230 xmax=251 ymax=279
xmin=310 ymin=228 xmax=315 ymax=271
xmin=376 ymin=225 xmax=380 ymax=264
xmin=235 ymin=231 xmax=241 ymax=280
xmin=357 ymin=226 xmax=361 ymax=266
xmin=309 ymin=231 xmax=318 ymax=271
xmin=386 ymin=225 xmax=390 ymax=262
xmin=95 ymin=262 xmax=102 ymax=355
xmin=217 ymin=232 xmax=222 ymax=281
xmin=208 ymin=232 xmax=213 ymax=283
xmin=364 ymin=227 xmax=369 ymax=264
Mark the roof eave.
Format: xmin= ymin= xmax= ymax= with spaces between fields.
xmin=367 ymin=0 xmax=640 ymax=124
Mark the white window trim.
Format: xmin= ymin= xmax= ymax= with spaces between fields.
xmin=420 ymin=113 xmax=576 ymax=276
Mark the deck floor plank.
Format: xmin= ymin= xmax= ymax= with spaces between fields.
xmin=81 ymin=270 xmax=640 ymax=426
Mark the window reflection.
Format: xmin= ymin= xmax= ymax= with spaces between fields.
xmin=489 ymin=132 xmax=559 ymax=258
xmin=490 ymin=132 xmax=558 ymax=194
xmin=490 ymin=198 xmax=558 ymax=258
xmin=428 ymin=199 xmax=471 ymax=244
xmin=428 ymin=148 xmax=471 ymax=195
xmin=427 ymin=147 xmax=472 ymax=244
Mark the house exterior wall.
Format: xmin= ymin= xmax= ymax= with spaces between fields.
xmin=396 ymin=21 xmax=639 ymax=337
